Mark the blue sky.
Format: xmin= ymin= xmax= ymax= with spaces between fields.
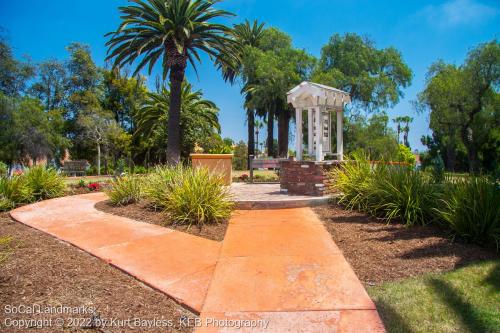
xmin=1 ymin=0 xmax=499 ymax=151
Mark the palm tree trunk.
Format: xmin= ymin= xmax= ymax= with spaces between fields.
xmin=166 ymin=65 xmax=185 ymax=165
xmin=247 ymin=109 xmax=255 ymax=169
xmin=277 ymin=105 xmax=290 ymax=158
xmin=267 ymin=106 xmax=275 ymax=157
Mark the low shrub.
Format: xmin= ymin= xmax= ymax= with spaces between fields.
xmin=330 ymin=153 xmax=372 ymax=210
xmin=436 ymin=177 xmax=500 ymax=248
xmin=163 ymin=167 xmax=233 ymax=226
xmin=0 ymin=162 xmax=8 ymax=177
xmin=0 ymin=176 xmax=32 ymax=211
xmin=365 ymin=166 xmax=441 ymax=225
xmin=106 ymin=176 xmax=143 ymax=206
xmin=330 ymin=154 xmax=441 ymax=226
xmin=143 ymin=166 xmax=179 ymax=209
xmin=23 ymin=165 xmax=65 ymax=200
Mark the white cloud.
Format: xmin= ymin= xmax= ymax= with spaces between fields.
xmin=417 ymin=0 xmax=498 ymax=27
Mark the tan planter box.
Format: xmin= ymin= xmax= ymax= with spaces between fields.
xmin=190 ymin=154 xmax=233 ymax=186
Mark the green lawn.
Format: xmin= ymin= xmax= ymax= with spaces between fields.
xmin=232 ymin=169 xmax=279 ymax=182
xmin=63 ymin=175 xmax=113 ymax=185
xmin=369 ymin=260 xmax=500 ymax=333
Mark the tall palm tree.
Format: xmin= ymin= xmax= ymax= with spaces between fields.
xmin=231 ymin=20 xmax=265 ymax=165
xmin=106 ymin=0 xmax=235 ymax=164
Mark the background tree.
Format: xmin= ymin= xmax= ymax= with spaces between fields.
xmin=30 ymin=59 xmax=68 ymax=111
xmin=77 ymin=109 xmax=116 ymax=175
xmin=393 ymin=116 xmax=413 ymax=147
xmin=345 ymin=112 xmax=398 ymax=160
xmin=313 ymin=33 xmax=412 ymax=113
xmin=101 ymin=68 xmax=146 ymax=131
xmin=418 ymin=40 xmax=499 ymax=174
xmin=106 ymin=0 xmax=236 ymax=164
xmin=133 ymin=81 xmax=222 ymax=162
xmin=0 ymin=36 xmax=34 ymax=97
xmin=231 ymin=19 xmax=265 ymax=165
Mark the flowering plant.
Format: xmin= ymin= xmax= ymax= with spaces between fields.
xmin=87 ymin=182 xmax=100 ymax=191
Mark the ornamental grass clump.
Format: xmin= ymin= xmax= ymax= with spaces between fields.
xmin=142 ymin=166 xmax=180 ymax=209
xmin=329 ymin=153 xmax=372 ymax=210
xmin=23 ymin=165 xmax=65 ymax=201
xmin=330 ymin=154 xmax=441 ymax=226
xmin=365 ymin=166 xmax=441 ymax=225
xmin=436 ymin=177 xmax=500 ymax=248
xmin=0 ymin=176 xmax=33 ymax=211
xmin=106 ymin=176 xmax=143 ymax=206
xmin=162 ymin=166 xmax=233 ymax=227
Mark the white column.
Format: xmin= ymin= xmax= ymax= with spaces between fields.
xmin=295 ymin=108 xmax=302 ymax=161
xmin=307 ymin=108 xmax=314 ymax=155
xmin=315 ymin=107 xmax=323 ymax=161
xmin=336 ymin=109 xmax=343 ymax=161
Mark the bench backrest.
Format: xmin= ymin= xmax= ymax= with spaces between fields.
xmin=63 ymin=160 xmax=88 ymax=171
xmin=250 ymin=158 xmax=286 ymax=169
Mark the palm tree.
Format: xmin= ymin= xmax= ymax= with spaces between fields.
xmin=134 ymin=81 xmax=220 ymax=159
xmin=231 ymin=19 xmax=265 ymax=166
xmin=106 ymin=0 xmax=235 ymax=164
xmin=254 ymin=118 xmax=265 ymax=156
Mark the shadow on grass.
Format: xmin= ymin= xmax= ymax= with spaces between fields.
xmin=484 ymin=262 xmax=500 ymax=292
xmin=428 ymin=278 xmax=492 ymax=333
xmin=373 ymin=300 xmax=415 ymax=333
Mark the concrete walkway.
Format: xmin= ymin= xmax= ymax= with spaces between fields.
xmin=10 ymin=193 xmax=385 ymax=332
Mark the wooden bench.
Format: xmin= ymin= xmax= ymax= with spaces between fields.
xmin=61 ymin=160 xmax=89 ymax=177
xmin=249 ymin=156 xmax=287 ymax=183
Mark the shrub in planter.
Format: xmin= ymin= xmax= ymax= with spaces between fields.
xmin=106 ymin=176 xmax=143 ymax=206
xmin=23 ymin=165 xmax=65 ymax=200
xmin=436 ymin=177 xmax=500 ymax=248
xmin=163 ymin=166 xmax=233 ymax=226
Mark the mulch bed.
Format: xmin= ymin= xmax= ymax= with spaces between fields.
xmin=0 ymin=212 xmax=196 ymax=332
xmin=94 ymin=201 xmax=228 ymax=242
xmin=313 ymin=205 xmax=499 ymax=286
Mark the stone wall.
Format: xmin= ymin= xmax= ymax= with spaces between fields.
xmin=280 ymin=160 xmax=342 ymax=196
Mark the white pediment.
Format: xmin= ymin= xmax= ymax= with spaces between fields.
xmin=287 ymin=81 xmax=351 ymax=109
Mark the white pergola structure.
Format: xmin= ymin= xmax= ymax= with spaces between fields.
xmin=287 ymin=82 xmax=351 ymax=162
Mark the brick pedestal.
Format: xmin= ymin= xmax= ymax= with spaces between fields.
xmin=280 ymin=160 xmax=342 ymax=196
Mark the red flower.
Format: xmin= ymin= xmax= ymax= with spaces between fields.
xmin=87 ymin=182 xmax=100 ymax=191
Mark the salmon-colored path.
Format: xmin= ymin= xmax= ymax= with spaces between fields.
xmin=10 ymin=193 xmax=385 ymax=333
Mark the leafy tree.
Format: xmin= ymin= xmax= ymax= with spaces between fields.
xmin=101 ymin=68 xmax=147 ymax=132
xmin=30 ymin=59 xmax=68 ymax=111
xmin=345 ymin=112 xmax=398 ymax=160
xmin=418 ymin=40 xmax=499 ymax=174
xmin=0 ymin=93 xmax=68 ymax=164
xmin=106 ymin=0 xmax=236 ymax=165
xmin=133 ymin=81 xmax=221 ymax=161
xmin=313 ymin=33 xmax=412 ymax=113
xmin=77 ymin=109 xmax=117 ymax=175
xmin=232 ymin=140 xmax=248 ymax=170
xmin=243 ymin=28 xmax=315 ymax=157
xmin=0 ymin=37 xmax=34 ymax=96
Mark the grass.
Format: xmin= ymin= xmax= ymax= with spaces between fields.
xmin=369 ymin=260 xmax=500 ymax=333
xmin=232 ymin=170 xmax=279 ymax=182
xmin=63 ymin=175 xmax=113 ymax=185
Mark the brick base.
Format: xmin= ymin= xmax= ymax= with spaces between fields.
xmin=280 ymin=160 xmax=342 ymax=196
